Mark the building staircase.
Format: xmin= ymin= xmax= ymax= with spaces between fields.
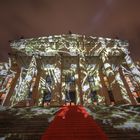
xmin=0 ymin=106 xmax=140 ymax=140
xmin=41 ymin=105 xmax=108 ymax=140
xmin=0 ymin=109 xmax=49 ymax=140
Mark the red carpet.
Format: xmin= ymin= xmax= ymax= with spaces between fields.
xmin=41 ymin=106 xmax=109 ymax=140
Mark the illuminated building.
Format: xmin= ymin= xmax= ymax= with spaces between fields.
xmin=0 ymin=34 xmax=140 ymax=107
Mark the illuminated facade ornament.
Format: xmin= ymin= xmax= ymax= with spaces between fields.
xmin=0 ymin=34 xmax=140 ymax=106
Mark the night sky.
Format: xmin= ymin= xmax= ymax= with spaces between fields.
xmin=0 ymin=0 xmax=140 ymax=61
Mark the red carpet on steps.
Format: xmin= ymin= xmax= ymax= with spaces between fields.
xmin=41 ymin=105 xmax=109 ymax=140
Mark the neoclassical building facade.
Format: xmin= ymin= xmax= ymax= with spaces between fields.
xmin=0 ymin=34 xmax=140 ymax=107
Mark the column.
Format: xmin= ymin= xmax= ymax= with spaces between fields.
xmin=125 ymin=54 xmax=140 ymax=87
xmin=3 ymin=64 xmax=20 ymax=106
xmin=101 ymin=55 xmax=124 ymax=104
xmin=107 ymin=72 xmax=124 ymax=104
xmin=124 ymin=60 xmax=140 ymax=99
xmin=60 ymin=55 xmax=63 ymax=105
xmin=98 ymin=68 xmax=111 ymax=105
xmin=51 ymin=55 xmax=62 ymax=105
xmin=119 ymin=67 xmax=137 ymax=105
xmin=77 ymin=55 xmax=83 ymax=105
xmin=32 ymin=62 xmax=42 ymax=106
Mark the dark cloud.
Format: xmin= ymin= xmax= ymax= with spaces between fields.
xmin=0 ymin=0 xmax=140 ymax=61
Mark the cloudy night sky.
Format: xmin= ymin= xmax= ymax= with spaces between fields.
xmin=0 ymin=0 xmax=140 ymax=61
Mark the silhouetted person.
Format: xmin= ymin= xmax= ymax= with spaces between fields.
xmin=8 ymin=53 xmax=11 ymax=56
xmin=43 ymin=90 xmax=52 ymax=106
xmin=20 ymin=35 xmax=24 ymax=39
xmin=108 ymin=89 xmax=115 ymax=105
xmin=90 ymin=90 xmax=98 ymax=104
xmin=68 ymin=30 xmax=72 ymax=35
xmin=115 ymin=36 xmax=119 ymax=39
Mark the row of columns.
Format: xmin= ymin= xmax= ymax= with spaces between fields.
xmin=99 ymin=67 xmax=137 ymax=105
xmin=2 ymin=55 xmax=139 ymax=106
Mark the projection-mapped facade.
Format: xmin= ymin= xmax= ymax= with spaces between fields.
xmin=0 ymin=34 xmax=140 ymax=107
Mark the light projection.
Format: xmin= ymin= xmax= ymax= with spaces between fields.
xmin=10 ymin=56 xmax=37 ymax=106
xmin=0 ymin=60 xmax=17 ymax=105
xmin=0 ymin=34 xmax=140 ymax=106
